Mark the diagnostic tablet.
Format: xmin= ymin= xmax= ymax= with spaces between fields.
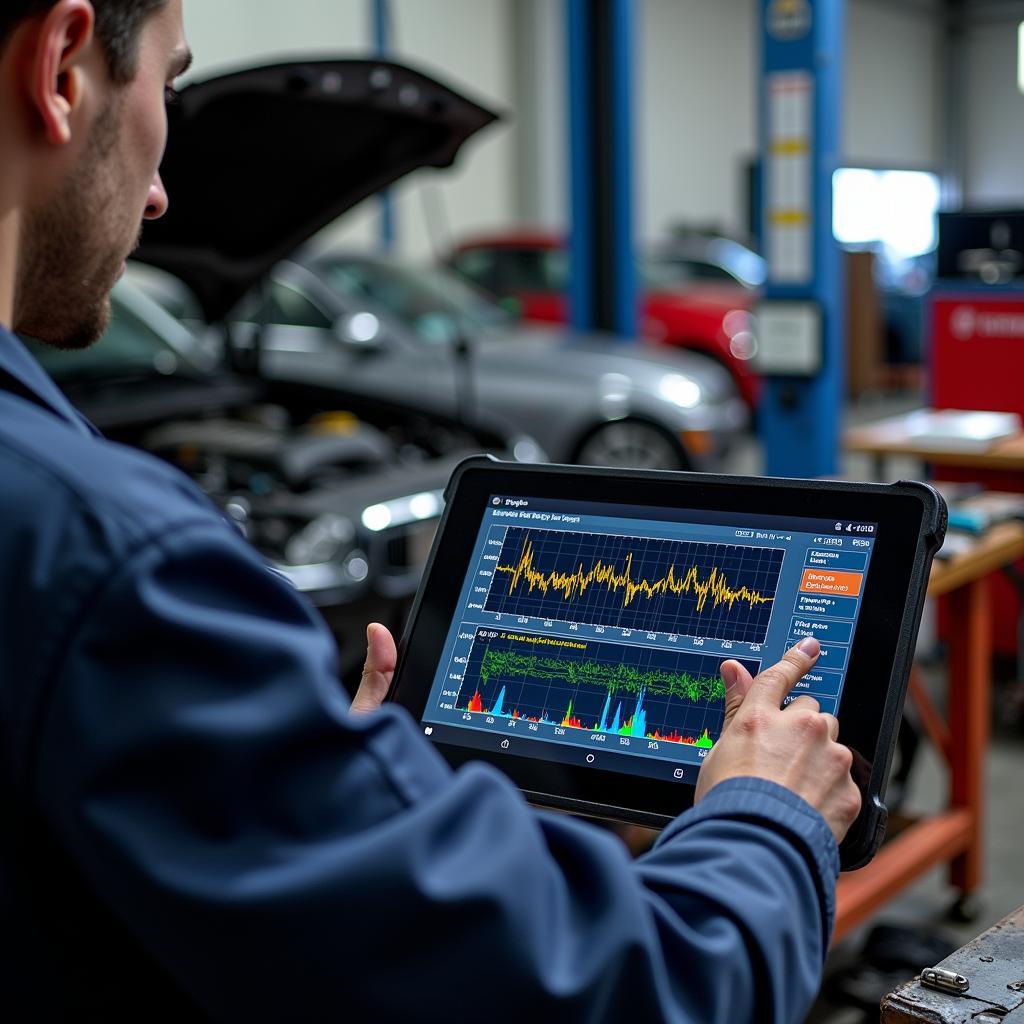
xmin=388 ymin=457 xmax=945 ymax=868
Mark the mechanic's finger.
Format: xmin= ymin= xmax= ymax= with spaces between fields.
xmin=720 ymin=659 xmax=755 ymax=733
xmin=783 ymin=694 xmax=821 ymax=715
xmin=351 ymin=622 xmax=397 ymax=715
xmin=748 ymin=637 xmax=820 ymax=708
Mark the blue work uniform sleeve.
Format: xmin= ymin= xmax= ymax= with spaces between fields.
xmin=33 ymin=519 xmax=837 ymax=1023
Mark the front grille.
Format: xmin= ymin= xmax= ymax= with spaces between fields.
xmin=382 ymin=519 xmax=437 ymax=573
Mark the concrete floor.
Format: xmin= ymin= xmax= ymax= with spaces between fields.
xmin=720 ymin=392 xmax=1024 ymax=1023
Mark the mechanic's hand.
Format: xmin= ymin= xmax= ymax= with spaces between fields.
xmin=351 ymin=622 xmax=397 ymax=714
xmin=694 ymin=637 xmax=862 ymax=843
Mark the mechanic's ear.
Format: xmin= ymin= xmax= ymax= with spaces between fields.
xmin=27 ymin=0 xmax=96 ymax=146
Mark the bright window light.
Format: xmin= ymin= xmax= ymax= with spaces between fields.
xmin=832 ymin=168 xmax=941 ymax=259
xmin=833 ymin=169 xmax=881 ymax=246
xmin=1019 ymin=22 xmax=1024 ymax=93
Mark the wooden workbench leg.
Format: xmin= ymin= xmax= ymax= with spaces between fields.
xmin=947 ymin=578 xmax=991 ymax=897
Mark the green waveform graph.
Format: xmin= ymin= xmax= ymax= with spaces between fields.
xmin=479 ymin=647 xmax=726 ymax=704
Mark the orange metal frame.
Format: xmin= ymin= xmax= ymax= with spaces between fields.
xmin=833 ymin=526 xmax=1024 ymax=942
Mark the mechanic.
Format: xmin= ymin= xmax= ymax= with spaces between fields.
xmin=0 ymin=1 xmax=861 ymax=1020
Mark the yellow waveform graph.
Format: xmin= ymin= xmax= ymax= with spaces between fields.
xmin=495 ymin=536 xmax=774 ymax=614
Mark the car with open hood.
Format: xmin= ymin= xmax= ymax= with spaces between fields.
xmin=129 ymin=56 xmax=746 ymax=473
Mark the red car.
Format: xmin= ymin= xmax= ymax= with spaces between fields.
xmin=447 ymin=232 xmax=761 ymax=409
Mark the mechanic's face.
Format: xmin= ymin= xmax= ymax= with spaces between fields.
xmin=15 ymin=0 xmax=189 ymax=348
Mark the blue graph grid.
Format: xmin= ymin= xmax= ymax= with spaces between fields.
xmin=485 ymin=527 xmax=784 ymax=644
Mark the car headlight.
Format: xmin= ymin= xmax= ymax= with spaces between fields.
xmin=285 ymin=513 xmax=356 ymax=566
xmin=658 ymin=373 xmax=703 ymax=410
xmin=512 ymin=436 xmax=545 ymax=463
xmin=361 ymin=491 xmax=444 ymax=532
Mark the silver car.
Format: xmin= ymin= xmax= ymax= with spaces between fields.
xmin=240 ymin=254 xmax=748 ymax=472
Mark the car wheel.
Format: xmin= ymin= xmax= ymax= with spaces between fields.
xmin=575 ymin=420 xmax=689 ymax=471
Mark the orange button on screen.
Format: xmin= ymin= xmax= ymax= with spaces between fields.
xmin=799 ymin=568 xmax=863 ymax=597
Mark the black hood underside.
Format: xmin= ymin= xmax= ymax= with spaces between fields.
xmin=134 ymin=59 xmax=499 ymax=323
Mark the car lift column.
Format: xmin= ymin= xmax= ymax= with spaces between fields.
xmin=566 ymin=0 xmax=637 ymax=337
xmin=758 ymin=0 xmax=845 ymax=477
xmin=373 ymin=0 xmax=396 ymax=249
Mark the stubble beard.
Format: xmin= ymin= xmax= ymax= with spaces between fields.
xmin=14 ymin=96 xmax=140 ymax=350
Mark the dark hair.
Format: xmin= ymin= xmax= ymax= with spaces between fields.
xmin=0 ymin=0 xmax=166 ymax=83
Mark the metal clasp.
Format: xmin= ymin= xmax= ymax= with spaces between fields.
xmin=921 ymin=967 xmax=970 ymax=995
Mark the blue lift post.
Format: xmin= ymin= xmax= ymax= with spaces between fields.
xmin=566 ymin=0 xmax=638 ymax=338
xmin=373 ymin=0 xmax=395 ymax=249
xmin=758 ymin=0 xmax=845 ymax=477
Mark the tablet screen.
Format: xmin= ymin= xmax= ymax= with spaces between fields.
xmin=418 ymin=494 xmax=877 ymax=787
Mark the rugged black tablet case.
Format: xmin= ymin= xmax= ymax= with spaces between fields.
xmin=838 ymin=477 xmax=947 ymax=869
xmin=390 ymin=456 xmax=947 ymax=871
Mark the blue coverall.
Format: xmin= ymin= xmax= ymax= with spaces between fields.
xmin=0 ymin=326 xmax=839 ymax=1021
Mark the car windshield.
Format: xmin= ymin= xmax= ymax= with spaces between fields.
xmin=318 ymin=258 xmax=513 ymax=342
xmin=649 ymin=239 xmax=767 ymax=290
xmin=25 ymin=285 xmax=211 ymax=383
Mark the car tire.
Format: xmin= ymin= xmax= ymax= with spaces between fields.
xmin=575 ymin=419 xmax=690 ymax=471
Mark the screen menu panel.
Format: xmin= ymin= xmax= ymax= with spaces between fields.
xmin=420 ymin=495 xmax=876 ymax=786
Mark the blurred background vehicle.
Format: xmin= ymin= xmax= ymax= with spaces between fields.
xmin=648 ymin=231 xmax=768 ymax=291
xmin=447 ymin=231 xmax=761 ymax=409
xmin=227 ymin=249 xmax=747 ymax=472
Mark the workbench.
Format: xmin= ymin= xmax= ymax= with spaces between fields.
xmin=845 ymin=416 xmax=1024 ymax=477
xmin=881 ymin=906 xmax=1024 ymax=1022
xmin=834 ymin=416 xmax=1024 ymax=941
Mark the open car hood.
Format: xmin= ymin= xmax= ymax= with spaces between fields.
xmin=134 ymin=59 xmax=499 ymax=322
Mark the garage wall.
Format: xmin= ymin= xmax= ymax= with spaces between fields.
xmin=843 ymin=0 xmax=941 ymax=169
xmin=181 ymin=0 xmax=517 ymax=258
xmin=638 ymin=0 xmax=758 ymax=243
xmin=520 ymin=0 xmax=943 ymax=244
xmin=178 ymin=1 xmax=945 ymax=256
xmin=182 ymin=0 xmax=364 ymax=74
xmin=510 ymin=0 xmax=567 ymax=229
xmin=963 ymin=19 xmax=1024 ymax=206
